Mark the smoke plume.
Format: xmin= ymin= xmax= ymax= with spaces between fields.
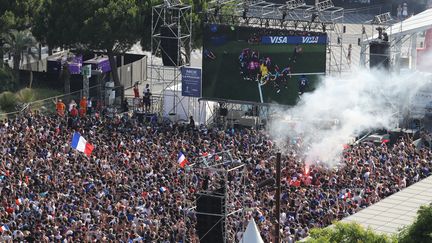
xmin=269 ymin=67 xmax=432 ymax=167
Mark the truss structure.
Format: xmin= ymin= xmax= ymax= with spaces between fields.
xmin=359 ymin=12 xmax=408 ymax=70
xmin=204 ymin=0 xmax=344 ymax=76
xmin=183 ymin=150 xmax=247 ymax=242
xmin=150 ymin=3 xmax=192 ymax=115
xmin=206 ymin=0 xmax=344 ymax=22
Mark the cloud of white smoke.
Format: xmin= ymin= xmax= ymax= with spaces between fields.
xmin=269 ymin=67 xmax=432 ymax=167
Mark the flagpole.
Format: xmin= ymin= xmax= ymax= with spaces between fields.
xmin=274 ymin=152 xmax=281 ymax=243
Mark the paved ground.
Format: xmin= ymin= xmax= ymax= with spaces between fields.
xmin=340 ymin=175 xmax=432 ymax=235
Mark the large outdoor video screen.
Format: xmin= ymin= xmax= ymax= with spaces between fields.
xmin=202 ymin=24 xmax=327 ymax=105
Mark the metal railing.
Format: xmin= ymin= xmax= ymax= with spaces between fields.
xmin=124 ymin=94 xmax=163 ymax=115
xmin=0 ymin=84 xmax=108 ymax=118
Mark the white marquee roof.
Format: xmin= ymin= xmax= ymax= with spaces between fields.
xmin=367 ymin=8 xmax=432 ymax=41
xmin=240 ymin=218 xmax=264 ymax=243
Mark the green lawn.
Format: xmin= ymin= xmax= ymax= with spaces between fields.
xmin=202 ymin=41 xmax=326 ymax=105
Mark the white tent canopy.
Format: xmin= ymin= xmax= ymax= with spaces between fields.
xmin=239 ymin=219 xmax=264 ymax=243
xmin=366 ymin=8 xmax=432 ymax=41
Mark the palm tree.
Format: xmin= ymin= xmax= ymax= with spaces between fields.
xmin=2 ymin=29 xmax=37 ymax=87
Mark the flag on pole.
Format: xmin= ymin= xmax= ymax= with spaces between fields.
xmin=71 ymin=132 xmax=94 ymax=156
xmin=177 ymin=151 xmax=188 ymax=168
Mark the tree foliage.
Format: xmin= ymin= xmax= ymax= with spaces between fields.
xmin=2 ymin=29 xmax=37 ymax=82
xmin=0 ymin=0 xmax=43 ymax=34
xmin=0 ymin=91 xmax=17 ymax=112
xmin=0 ymin=66 xmax=16 ymax=92
xmin=33 ymin=0 xmax=141 ymax=87
xmin=398 ymin=204 xmax=432 ymax=243
xmin=16 ymin=87 xmax=35 ymax=103
xmin=33 ymin=0 xmax=93 ymax=48
xmin=306 ymin=222 xmax=396 ymax=243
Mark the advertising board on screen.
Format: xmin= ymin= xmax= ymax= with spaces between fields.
xmin=202 ymin=24 xmax=327 ymax=105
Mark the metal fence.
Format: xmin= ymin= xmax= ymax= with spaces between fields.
xmin=0 ymin=85 xmax=107 ymax=119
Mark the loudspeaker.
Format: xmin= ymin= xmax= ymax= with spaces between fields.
xmin=196 ymin=188 xmax=225 ymax=243
xmin=161 ymin=24 xmax=180 ymax=66
xmin=369 ymin=41 xmax=390 ymax=69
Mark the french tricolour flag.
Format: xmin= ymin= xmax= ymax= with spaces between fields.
xmin=15 ymin=198 xmax=24 ymax=206
xmin=0 ymin=225 xmax=9 ymax=232
xmin=160 ymin=186 xmax=168 ymax=193
xmin=71 ymin=132 xmax=94 ymax=156
xmin=177 ymin=151 xmax=188 ymax=168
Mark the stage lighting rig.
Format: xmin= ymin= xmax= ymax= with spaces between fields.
xmin=315 ymin=0 xmax=334 ymax=12
xmin=285 ymin=0 xmax=305 ymax=10
xmin=372 ymin=12 xmax=392 ymax=25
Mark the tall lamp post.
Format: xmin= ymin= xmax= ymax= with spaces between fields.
xmin=274 ymin=152 xmax=282 ymax=243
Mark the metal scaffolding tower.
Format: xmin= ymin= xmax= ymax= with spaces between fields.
xmin=151 ymin=1 xmax=192 ymax=116
xmin=183 ymin=150 xmax=247 ymax=242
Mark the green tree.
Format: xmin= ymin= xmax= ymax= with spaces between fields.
xmin=32 ymin=0 xmax=95 ymax=53
xmin=306 ymin=222 xmax=396 ymax=243
xmin=33 ymin=0 xmax=141 ymax=97
xmin=80 ymin=0 xmax=140 ymax=89
xmin=16 ymin=87 xmax=35 ymax=103
xmin=137 ymin=0 xmax=161 ymax=51
xmin=0 ymin=0 xmax=43 ymax=67
xmin=0 ymin=91 xmax=17 ymax=113
xmin=2 ymin=29 xmax=37 ymax=84
xmin=0 ymin=66 xmax=16 ymax=92
xmin=399 ymin=204 xmax=432 ymax=243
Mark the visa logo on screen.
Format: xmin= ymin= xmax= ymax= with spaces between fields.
xmin=302 ymin=36 xmax=319 ymax=44
xmin=268 ymin=36 xmax=289 ymax=44
xmin=262 ymin=36 xmax=324 ymax=44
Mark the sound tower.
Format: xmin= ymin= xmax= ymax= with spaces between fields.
xmin=369 ymin=41 xmax=390 ymax=69
xmin=160 ymin=24 xmax=180 ymax=66
xmin=196 ymin=188 xmax=225 ymax=243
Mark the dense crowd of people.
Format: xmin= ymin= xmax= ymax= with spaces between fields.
xmin=0 ymin=105 xmax=431 ymax=242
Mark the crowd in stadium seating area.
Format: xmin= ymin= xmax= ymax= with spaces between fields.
xmin=0 ymin=111 xmax=431 ymax=242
